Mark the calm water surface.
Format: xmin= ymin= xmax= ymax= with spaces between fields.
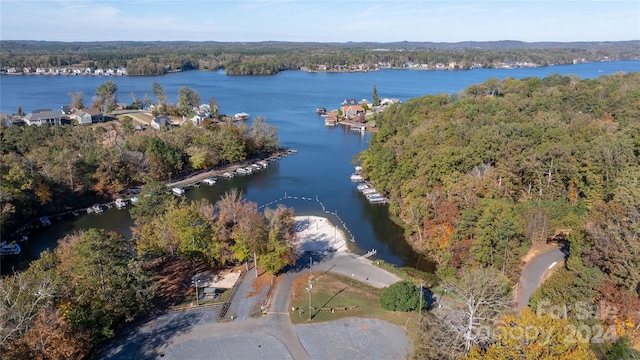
xmin=1 ymin=61 xmax=638 ymax=274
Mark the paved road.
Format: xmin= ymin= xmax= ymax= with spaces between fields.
xmin=516 ymin=246 xmax=567 ymax=313
xmin=94 ymin=252 xmax=405 ymax=360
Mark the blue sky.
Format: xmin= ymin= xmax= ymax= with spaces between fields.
xmin=1 ymin=1 xmax=638 ymax=42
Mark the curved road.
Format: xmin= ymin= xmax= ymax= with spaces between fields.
xmin=516 ymin=246 xmax=567 ymax=313
xmin=96 ymin=252 xmax=404 ymax=360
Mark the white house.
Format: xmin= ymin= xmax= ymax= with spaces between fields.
xmin=23 ymin=109 xmax=61 ymax=126
xmin=73 ymin=108 xmax=103 ymax=124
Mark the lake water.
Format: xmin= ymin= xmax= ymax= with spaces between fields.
xmin=1 ymin=61 xmax=638 ymax=275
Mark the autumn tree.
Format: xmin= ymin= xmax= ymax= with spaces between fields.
xmin=248 ymin=116 xmax=279 ymax=151
xmin=55 ymin=229 xmax=155 ymax=340
xmin=68 ymin=91 xmax=85 ymax=109
xmin=467 ymin=308 xmax=597 ymax=359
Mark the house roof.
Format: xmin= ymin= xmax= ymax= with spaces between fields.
xmin=25 ymin=109 xmax=60 ymax=121
xmin=152 ymin=115 xmax=170 ymax=125
xmin=84 ymin=108 xmax=102 ymax=116
xmin=341 ymin=105 xmax=365 ymax=112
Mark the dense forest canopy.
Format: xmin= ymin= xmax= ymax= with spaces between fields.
xmin=358 ymin=72 xmax=640 ymax=352
xmin=0 ymin=192 xmax=297 ymax=359
xmin=1 ymin=40 xmax=639 ymax=75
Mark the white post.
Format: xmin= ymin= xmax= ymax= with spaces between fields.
xmin=308 ymin=278 xmax=313 ymax=322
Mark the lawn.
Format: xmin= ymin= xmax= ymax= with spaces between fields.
xmin=289 ymin=272 xmax=418 ymax=327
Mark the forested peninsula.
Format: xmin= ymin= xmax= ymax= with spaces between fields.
xmin=1 ymin=40 xmax=639 ymax=75
xmin=358 ymin=72 xmax=640 ymax=355
xmin=0 ymin=113 xmax=281 ymax=236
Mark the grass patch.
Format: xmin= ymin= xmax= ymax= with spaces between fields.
xmin=289 ymin=272 xmax=418 ymax=327
xmin=373 ymin=260 xmax=439 ymax=287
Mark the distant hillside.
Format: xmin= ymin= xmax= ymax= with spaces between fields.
xmin=1 ymin=40 xmax=639 ymax=75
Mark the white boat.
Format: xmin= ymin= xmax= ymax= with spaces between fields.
xmin=203 ymin=177 xmax=217 ymax=185
xmin=92 ymin=204 xmax=104 ymax=213
xmin=0 ymin=242 xmax=21 ymax=256
xmin=115 ymin=198 xmax=127 ymax=209
xmin=366 ymin=193 xmax=386 ymax=203
xmin=40 ymin=216 xmax=51 ymax=226
xmin=172 ymin=186 xmax=185 ymax=196
xmin=356 ymin=184 xmax=369 ymax=192
xmin=236 ymin=167 xmax=252 ymax=175
xmin=251 ymin=164 xmax=262 ymax=171
xmin=234 ymin=112 xmax=250 ymax=121
xmin=257 ymin=160 xmax=269 ymax=168
xmin=221 ymin=172 xmax=235 ymax=179
xmin=361 ymin=188 xmax=377 ymax=195
xmin=350 ymin=174 xmax=364 ymax=182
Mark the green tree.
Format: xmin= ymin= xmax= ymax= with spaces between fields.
xmin=56 ymin=229 xmax=155 ymax=340
xmin=209 ymin=97 xmax=219 ymax=119
xmin=151 ymin=81 xmax=166 ymax=107
xmin=177 ymin=86 xmax=200 ymax=118
xmin=380 ymin=281 xmax=421 ymax=311
xmin=372 ymin=84 xmax=379 ymax=106
xmin=95 ymin=80 xmax=118 ymax=113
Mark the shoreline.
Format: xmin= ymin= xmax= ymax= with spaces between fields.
xmin=292 ymin=216 xmax=350 ymax=255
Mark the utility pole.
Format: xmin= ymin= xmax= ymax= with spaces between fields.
xmin=307 ymin=277 xmax=313 ymax=322
xmin=419 ymin=283 xmax=423 ymax=323
xmin=254 ymin=252 xmax=258 ymax=277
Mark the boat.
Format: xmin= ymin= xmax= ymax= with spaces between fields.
xmin=233 ymin=112 xmax=250 ymax=121
xmin=39 ymin=216 xmax=51 ymax=226
xmin=356 ymin=183 xmax=369 ymax=192
xmin=172 ymin=186 xmax=185 ymax=196
xmin=257 ymin=160 xmax=269 ymax=168
xmin=236 ymin=167 xmax=252 ymax=175
xmin=221 ymin=172 xmax=235 ymax=179
xmin=350 ymin=174 xmax=364 ymax=182
xmin=0 ymin=242 xmax=21 ymax=256
xmin=114 ymin=198 xmax=127 ymax=209
xmin=92 ymin=204 xmax=104 ymax=213
xmin=366 ymin=193 xmax=386 ymax=203
xmin=316 ymin=107 xmax=327 ymax=115
xmin=361 ymin=188 xmax=377 ymax=195
xmin=203 ymin=177 xmax=217 ymax=185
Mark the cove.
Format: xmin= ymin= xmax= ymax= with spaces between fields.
xmin=1 ymin=60 xmax=638 ymax=275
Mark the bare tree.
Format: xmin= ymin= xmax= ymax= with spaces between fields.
xmin=414 ymin=267 xmax=512 ymax=358
xmin=0 ymin=270 xmax=55 ymax=348
xmin=68 ymin=91 xmax=85 ymax=109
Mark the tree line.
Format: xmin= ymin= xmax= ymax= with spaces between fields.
xmin=357 ymin=72 xmax=640 ymax=357
xmin=0 ymin=81 xmax=280 ymax=236
xmin=2 ymin=40 xmax=638 ymax=75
